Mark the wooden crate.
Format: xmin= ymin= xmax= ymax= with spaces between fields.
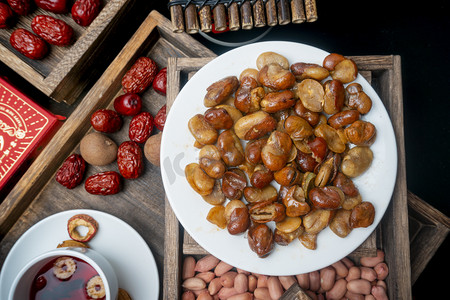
xmin=0 ymin=0 xmax=136 ymax=104
xmin=163 ymin=55 xmax=412 ymax=299
xmin=0 ymin=10 xmax=214 ymax=299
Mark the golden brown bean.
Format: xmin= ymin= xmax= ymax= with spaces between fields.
xmin=256 ymin=52 xmax=290 ymax=70
xmin=234 ymin=111 xmax=277 ymax=141
xmin=204 ymin=76 xmax=239 ymax=107
xmin=290 ymin=62 xmax=330 ymax=81
xmin=329 ymin=208 xmax=353 ymax=238
xmin=323 ymin=53 xmax=345 ymax=71
xmin=323 ymin=79 xmax=345 ymax=115
xmin=293 ymin=79 xmax=325 ymax=112
xmin=341 ymin=146 xmax=373 ymax=178
xmin=331 ymin=58 xmax=358 ymax=84
xmin=314 ymin=124 xmax=346 ymax=153
xmin=250 ymin=165 xmax=274 ymax=189
xmin=207 ymin=205 xmax=227 ymax=229
xmin=261 ymin=130 xmax=293 ymax=171
xmin=260 ymin=90 xmax=296 ymax=113
xmin=345 ymin=120 xmax=376 ymax=146
xmin=346 ymin=83 xmax=373 ymax=115
xmin=244 ymin=185 xmax=278 ymax=204
xmin=248 ymin=224 xmax=275 ymax=258
xmin=222 ymin=170 xmax=247 ymax=200
xmin=284 ymin=115 xmax=314 ymax=141
xmin=350 ymin=201 xmax=375 ymax=228
xmin=185 ymin=163 xmax=215 ymax=196
xmin=204 ymin=107 xmax=234 ymax=130
xmin=258 ymin=63 xmax=296 ymax=90
xmin=217 ymin=130 xmax=245 ymax=167
xmin=227 ymin=207 xmax=250 ymax=235
xmin=203 ymin=180 xmax=226 ymax=206
xmin=188 ymin=114 xmax=218 ymax=146
xmin=328 ymin=110 xmax=360 ymax=129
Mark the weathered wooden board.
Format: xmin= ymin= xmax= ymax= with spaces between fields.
xmin=0 ymin=0 xmax=136 ymax=104
xmin=0 ymin=10 xmax=214 ymax=300
xmin=164 ymin=55 xmax=412 ymax=300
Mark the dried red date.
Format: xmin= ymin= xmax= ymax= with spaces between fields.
xmin=122 ymin=57 xmax=158 ymax=94
xmin=85 ymin=171 xmax=121 ymax=195
xmin=31 ymin=15 xmax=73 ymax=46
xmin=154 ymin=104 xmax=166 ymax=131
xmin=113 ymin=93 xmax=142 ymax=116
xmin=35 ymin=0 xmax=68 ymax=14
xmin=0 ymin=3 xmax=15 ymax=28
xmin=153 ymin=67 xmax=167 ymax=95
xmin=71 ymin=0 xmax=101 ymax=26
xmin=55 ymin=154 xmax=86 ymax=189
xmin=10 ymin=28 xmax=48 ymax=59
xmin=129 ymin=112 xmax=154 ymax=143
xmin=117 ymin=141 xmax=144 ymax=179
xmin=90 ymin=109 xmax=122 ymax=133
xmin=7 ymin=0 xmax=31 ymax=15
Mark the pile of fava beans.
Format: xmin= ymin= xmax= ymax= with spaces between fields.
xmin=181 ymin=251 xmax=389 ymax=300
xmin=185 ymin=51 xmax=377 ymax=259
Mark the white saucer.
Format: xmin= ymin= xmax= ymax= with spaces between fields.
xmin=0 ymin=209 xmax=159 ymax=300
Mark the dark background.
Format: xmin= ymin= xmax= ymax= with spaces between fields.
xmin=1 ymin=0 xmax=448 ymax=298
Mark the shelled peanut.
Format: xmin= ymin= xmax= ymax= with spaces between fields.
xmin=181 ymin=250 xmax=389 ymax=300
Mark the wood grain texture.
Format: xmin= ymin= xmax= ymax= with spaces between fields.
xmin=0 ymin=0 xmax=133 ymax=104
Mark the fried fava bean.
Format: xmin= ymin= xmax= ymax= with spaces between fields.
xmin=249 ymin=201 xmax=286 ymax=223
xmin=274 ymin=164 xmax=302 ymax=187
xmin=309 ymin=186 xmax=345 ymax=210
xmin=222 ymin=169 xmax=247 ymax=200
xmin=204 ymin=76 xmax=239 ymax=107
xmin=256 ymin=51 xmax=290 ymax=70
xmin=258 ymin=63 xmax=296 ymax=91
xmin=217 ymin=130 xmax=245 ymax=167
xmin=260 ymin=90 xmax=296 ymax=113
xmin=247 ymin=223 xmax=275 ymax=258
xmin=204 ymin=107 xmax=234 ymax=130
xmin=323 ymin=53 xmax=345 ymax=71
xmin=331 ymin=58 xmax=358 ymax=83
xmin=261 ymin=130 xmax=293 ymax=171
xmin=346 ymin=83 xmax=373 ymax=114
xmin=333 ymin=172 xmax=359 ymax=197
xmin=303 ymin=209 xmax=332 ymax=234
xmin=296 ymin=150 xmax=318 ymax=172
xmin=350 ymin=201 xmax=375 ymax=228
xmin=282 ymin=185 xmax=310 ymax=217
xmin=234 ymin=111 xmax=276 ymax=140
xmin=293 ymin=79 xmax=325 ymax=112
xmin=284 ymin=115 xmax=314 ymax=141
xmin=244 ymin=185 xmax=278 ymax=204
xmin=345 ymin=120 xmax=376 ymax=146
xmin=341 ymin=146 xmax=373 ymax=178
xmin=188 ymin=114 xmax=218 ymax=145
xmin=185 ymin=163 xmax=215 ymax=196
xmin=290 ymin=62 xmax=329 ymax=81
xmin=330 ymin=208 xmax=353 ymax=238
xmin=250 ymin=164 xmax=274 ymax=189
xmin=202 ymin=180 xmax=226 ymax=205
xmin=314 ymin=124 xmax=346 ymax=153
xmin=199 ymin=145 xmax=226 ymax=179
xmin=294 ymin=99 xmax=320 ymax=127
xmin=207 ymin=205 xmax=227 ymax=229
xmin=235 ymin=76 xmax=261 ymax=114
xmin=245 ymin=138 xmax=268 ymax=165
xmin=323 ymin=79 xmax=345 ymax=115
xmin=328 ymin=110 xmax=360 ymax=129
xmin=227 ymin=207 xmax=250 ymax=235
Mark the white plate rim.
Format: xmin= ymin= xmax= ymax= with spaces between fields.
xmin=161 ymin=41 xmax=398 ymax=275
xmin=0 ymin=209 xmax=160 ymax=300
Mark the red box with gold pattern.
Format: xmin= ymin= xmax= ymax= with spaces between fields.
xmin=0 ymin=77 xmax=62 ymax=194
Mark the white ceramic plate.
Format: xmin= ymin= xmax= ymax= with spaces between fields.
xmin=161 ymin=41 xmax=397 ymax=275
xmin=0 ymin=209 xmax=159 ymax=300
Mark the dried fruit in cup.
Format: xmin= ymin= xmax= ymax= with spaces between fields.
xmin=31 ymin=15 xmax=74 ymax=46
xmin=113 ymin=93 xmax=142 ymax=116
xmin=53 ymin=257 xmax=77 ymax=279
xmin=122 ymin=56 xmax=158 ymax=94
xmin=55 ymin=153 xmax=86 ymax=189
xmin=10 ymin=28 xmax=48 ymax=59
xmin=90 ymin=109 xmax=123 ymax=133
xmin=67 ymin=214 xmax=99 ymax=242
xmin=71 ymin=0 xmax=101 ymax=26
xmin=153 ymin=67 xmax=167 ymax=95
xmin=86 ymin=275 xmax=106 ymax=299
xmin=0 ymin=3 xmax=15 ymax=28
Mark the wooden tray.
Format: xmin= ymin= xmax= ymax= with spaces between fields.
xmin=0 ymin=10 xmax=214 ymax=299
xmin=163 ymin=55 xmax=412 ymax=299
xmin=0 ymin=0 xmax=135 ymax=104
